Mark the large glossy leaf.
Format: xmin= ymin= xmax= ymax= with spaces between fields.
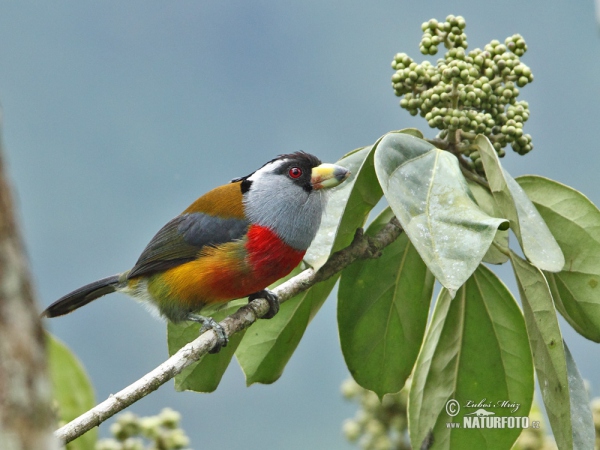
xmin=47 ymin=333 xmax=97 ymax=450
xmin=304 ymin=145 xmax=382 ymax=269
xmin=510 ymin=252 xmax=578 ymax=450
xmin=305 ymin=129 xmax=423 ymax=269
xmin=408 ymin=265 xmax=533 ymax=450
xmin=518 ymin=175 xmax=600 ymax=342
xmin=467 ymin=180 xmax=509 ymax=264
xmin=564 ymin=343 xmax=595 ymax=450
xmin=235 ymin=274 xmax=339 ymax=385
xmin=338 ymin=207 xmax=434 ymax=398
xmin=168 ymin=299 xmax=247 ymax=393
xmin=476 ymin=135 xmax=564 ymax=272
xmin=375 ymin=132 xmax=507 ymax=294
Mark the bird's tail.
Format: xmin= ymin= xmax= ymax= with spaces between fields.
xmin=42 ymin=274 xmax=122 ymax=318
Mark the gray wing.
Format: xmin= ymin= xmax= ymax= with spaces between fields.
xmin=127 ymin=213 xmax=249 ymax=279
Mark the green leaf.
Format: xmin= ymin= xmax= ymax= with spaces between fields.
xmin=467 ymin=180 xmax=509 ymax=264
xmin=395 ymin=127 xmax=424 ymax=139
xmin=408 ymin=265 xmax=533 ymax=450
xmin=235 ymin=274 xmax=339 ymax=385
xmin=168 ymin=300 xmax=247 ymax=393
xmin=518 ymin=175 xmax=600 ymax=342
xmin=510 ymin=252 xmax=574 ymax=450
xmin=564 ymin=343 xmax=595 ymax=450
xmin=476 ymin=135 xmax=564 ymax=272
xmin=305 ymin=128 xmax=421 ymax=270
xmin=338 ymin=207 xmax=434 ymax=398
xmin=375 ymin=132 xmax=507 ymax=294
xmin=304 ymin=144 xmax=382 ymax=269
xmin=47 ymin=333 xmax=97 ymax=450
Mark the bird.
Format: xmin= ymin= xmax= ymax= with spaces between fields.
xmin=42 ymin=152 xmax=350 ymax=352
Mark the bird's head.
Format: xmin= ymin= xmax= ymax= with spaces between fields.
xmin=235 ymin=152 xmax=350 ymax=250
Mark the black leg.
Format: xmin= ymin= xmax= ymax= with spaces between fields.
xmin=248 ymin=289 xmax=280 ymax=319
xmin=186 ymin=314 xmax=228 ymax=354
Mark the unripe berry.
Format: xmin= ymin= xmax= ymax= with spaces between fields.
xmin=159 ymin=408 xmax=181 ymax=429
xmin=366 ymin=419 xmax=386 ymax=436
xmin=500 ymin=43 xmax=511 ymax=53
xmin=165 ymin=429 xmax=191 ymax=448
xmin=122 ymin=439 xmax=144 ymax=450
xmin=343 ymin=420 xmax=362 ymax=442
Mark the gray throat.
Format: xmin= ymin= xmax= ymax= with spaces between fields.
xmin=244 ymin=186 xmax=325 ymax=250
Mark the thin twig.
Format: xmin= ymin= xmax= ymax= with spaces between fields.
xmin=460 ymin=165 xmax=490 ymax=189
xmin=55 ymin=217 xmax=404 ymax=444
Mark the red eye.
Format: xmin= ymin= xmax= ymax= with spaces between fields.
xmin=289 ymin=167 xmax=302 ymax=178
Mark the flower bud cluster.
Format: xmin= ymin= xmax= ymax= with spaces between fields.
xmin=95 ymin=408 xmax=190 ymax=450
xmin=341 ymin=378 xmax=411 ymax=450
xmin=391 ymin=15 xmax=534 ymax=158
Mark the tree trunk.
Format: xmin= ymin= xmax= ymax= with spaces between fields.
xmin=0 ymin=126 xmax=57 ymax=449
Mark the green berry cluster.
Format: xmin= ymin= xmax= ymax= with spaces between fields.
xmin=95 ymin=408 xmax=190 ymax=450
xmin=341 ymin=378 xmax=411 ymax=450
xmin=391 ymin=15 xmax=534 ymax=163
xmin=418 ymin=16 xmax=467 ymax=55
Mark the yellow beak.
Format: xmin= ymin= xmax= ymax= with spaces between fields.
xmin=311 ymin=163 xmax=351 ymax=190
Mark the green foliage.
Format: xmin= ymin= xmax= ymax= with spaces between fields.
xmin=96 ymin=408 xmax=190 ymax=450
xmin=374 ymin=131 xmax=507 ymax=294
xmin=476 ymin=135 xmax=564 ymax=271
xmin=409 ymin=266 xmax=533 ymax=450
xmin=511 ymin=253 xmax=594 ymax=450
xmin=336 ymin=14 xmax=598 ymax=450
xmin=466 ymin=180 xmax=509 ymax=264
xmin=338 ymin=207 xmax=434 ymax=398
xmin=47 ymin=333 xmax=97 ymax=450
xmin=518 ymin=176 xmax=600 ymax=341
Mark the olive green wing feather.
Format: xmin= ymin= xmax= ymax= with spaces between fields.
xmin=127 ymin=213 xmax=249 ymax=279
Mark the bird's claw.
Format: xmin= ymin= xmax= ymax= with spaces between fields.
xmin=187 ymin=314 xmax=229 ymax=354
xmin=248 ymin=289 xmax=280 ymax=319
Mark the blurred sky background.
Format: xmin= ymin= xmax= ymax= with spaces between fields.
xmin=0 ymin=2 xmax=599 ymax=449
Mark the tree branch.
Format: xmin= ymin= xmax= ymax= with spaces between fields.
xmin=55 ymin=217 xmax=404 ymax=444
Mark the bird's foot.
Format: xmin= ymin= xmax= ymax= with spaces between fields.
xmin=248 ymin=289 xmax=280 ymax=319
xmin=187 ymin=314 xmax=228 ymax=354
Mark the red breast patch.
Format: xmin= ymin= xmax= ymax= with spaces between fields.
xmin=245 ymin=225 xmax=306 ymax=282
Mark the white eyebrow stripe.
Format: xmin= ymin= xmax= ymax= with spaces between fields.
xmin=248 ymin=158 xmax=286 ymax=181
